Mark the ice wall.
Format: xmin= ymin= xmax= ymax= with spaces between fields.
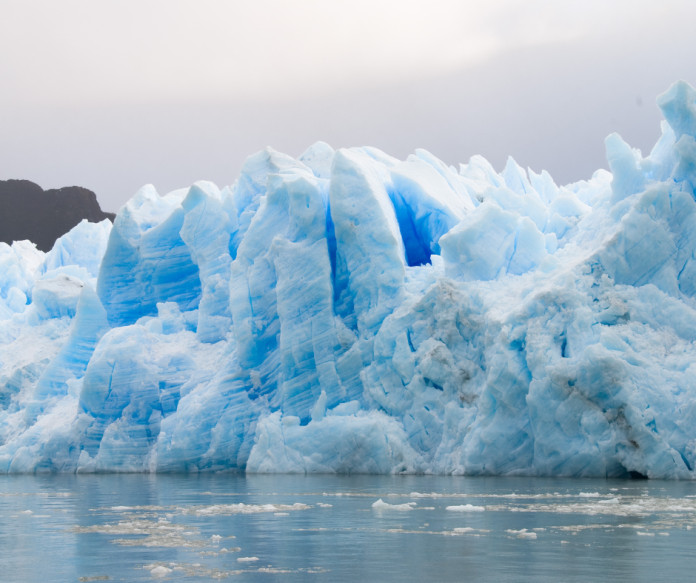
xmin=3 ymin=82 xmax=696 ymax=478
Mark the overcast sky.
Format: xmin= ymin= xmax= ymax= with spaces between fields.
xmin=2 ymin=0 xmax=696 ymax=212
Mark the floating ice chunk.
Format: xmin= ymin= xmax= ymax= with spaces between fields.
xmin=506 ymin=529 xmax=537 ymax=539
xmin=372 ymin=499 xmax=416 ymax=511
xmin=445 ymin=504 xmax=485 ymax=512
xmin=149 ymin=565 xmax=172 ymax=577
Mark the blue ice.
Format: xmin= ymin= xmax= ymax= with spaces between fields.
xmin=2 ymin=82 xmax=696 ymax=478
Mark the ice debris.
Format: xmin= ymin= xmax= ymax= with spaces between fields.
xmin=3 ymin=83 xmax=696 ymax=478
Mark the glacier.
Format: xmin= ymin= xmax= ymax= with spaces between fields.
xmin=3 ymin=82 xmax=696 ymax=478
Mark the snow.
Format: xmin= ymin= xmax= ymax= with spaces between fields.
xmin=2 ymin=82 xmax=696 ymax=478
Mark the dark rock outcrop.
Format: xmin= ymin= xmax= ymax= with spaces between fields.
xmin=0 ymin=180 xmax=115 ymax=252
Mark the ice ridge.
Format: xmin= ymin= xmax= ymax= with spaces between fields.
xmin=2 ymin=83 xmax=696 ymax=478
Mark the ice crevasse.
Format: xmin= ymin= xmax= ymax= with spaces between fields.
xmin=3 ymin=82 xmax=696 ymax=478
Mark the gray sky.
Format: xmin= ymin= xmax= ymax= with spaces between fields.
xmin=1 ymin=0 xmax=695 ymax=212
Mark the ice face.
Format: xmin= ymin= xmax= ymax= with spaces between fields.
xmin=3 ymin=82 xmax=696 ymax=478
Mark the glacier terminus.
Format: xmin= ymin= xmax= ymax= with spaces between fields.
xmin=3 ymin=82 xmax=696 ymax=478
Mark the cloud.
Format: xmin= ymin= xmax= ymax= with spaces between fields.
xmin=2 ymin=0 xmax=696 ymax=211
xmin=2 ymin=0 xmax=667 ymax=105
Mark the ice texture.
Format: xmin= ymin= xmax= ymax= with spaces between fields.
xmin=3 ymin=82 xmax=696 ymax=478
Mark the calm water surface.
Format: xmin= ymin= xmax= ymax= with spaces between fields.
xmin=1 ymin=473 xmax=696 ymax=582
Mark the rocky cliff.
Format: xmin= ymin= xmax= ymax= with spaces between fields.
xmin=0 ymin=180 xmax=114 ymax=252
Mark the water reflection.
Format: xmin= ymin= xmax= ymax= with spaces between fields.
xmin=0 ymin=474 xmax=695 ymax=582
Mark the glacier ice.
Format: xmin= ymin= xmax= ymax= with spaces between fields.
xmin=4 ymin=82 xmax=696 ymax=477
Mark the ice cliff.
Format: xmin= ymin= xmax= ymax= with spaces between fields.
xmin=3 ymin=82 xmax=696 ymax=478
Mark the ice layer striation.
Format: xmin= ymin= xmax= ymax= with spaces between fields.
xmin=3 ymin=82 xmax=696 ymax=477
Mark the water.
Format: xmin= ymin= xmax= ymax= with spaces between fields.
xmin=1 ymin=474 xmax=696 ymax=582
